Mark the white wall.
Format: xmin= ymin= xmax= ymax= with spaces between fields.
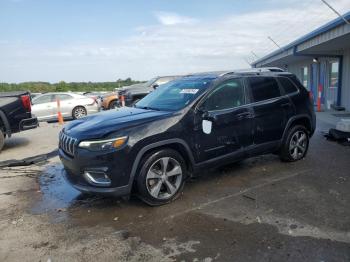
xmin=286 ymin=58 xmax=313 ymax=89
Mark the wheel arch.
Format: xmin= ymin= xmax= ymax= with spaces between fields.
xmin=127 ymin=139 xmax=195 ymax=193
xmin=282 ymin=115 xmax=312 ymax=142
xmin=0 ymin=110 xmax=11 ymax=137
xmin=72 ymin=105 xmax=87 ymax=116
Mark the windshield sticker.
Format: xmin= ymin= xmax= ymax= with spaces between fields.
xmin=180 ymin=89 xmax=199 ymax=94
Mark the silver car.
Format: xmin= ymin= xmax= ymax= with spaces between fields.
xmin=32 ymin=93 xmax=100 ymax=121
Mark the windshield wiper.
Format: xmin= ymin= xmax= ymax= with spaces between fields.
xmin=135 ymin=105 xmax=161 ymax=111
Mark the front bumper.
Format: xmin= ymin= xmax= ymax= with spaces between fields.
xmin=19 ymin=117 xmax=39 ymax=131
xmin=61 ymin=169 xmax=130 ymax=197
xmin=59 ymin=147 xmax=133 ymax=197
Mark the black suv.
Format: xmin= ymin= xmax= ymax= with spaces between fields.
xmin=59 ymin=68 xmax=316 ymax=206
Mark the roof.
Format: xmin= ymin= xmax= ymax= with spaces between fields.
xmin=252 ymin=11 xmax=350 ymax=66
xmin=184 ymin=67 xmax=289 ymax=79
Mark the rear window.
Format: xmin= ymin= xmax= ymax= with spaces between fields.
xmin=248 ymin=77 xmax=281 ymax=102
xmin=278 ymin=77 xmax=298 ymax=94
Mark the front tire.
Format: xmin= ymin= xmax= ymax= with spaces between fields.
xmin=136 ymin=149 xmax=186 ymax=206
xmin=72 ymin=106 xmax=87 ymax=120
xmin=280 ymin=125 xmax=309 ymax=162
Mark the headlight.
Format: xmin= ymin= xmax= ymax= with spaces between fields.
xmin=78 ymin=136 xmax=128 ymax=151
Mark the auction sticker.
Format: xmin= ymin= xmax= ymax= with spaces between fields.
xmin=180 ymin=89 xmax=199 ymax=94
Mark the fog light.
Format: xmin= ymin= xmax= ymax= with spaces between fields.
xmin=83 ymin=171 xmax=111 ymax=187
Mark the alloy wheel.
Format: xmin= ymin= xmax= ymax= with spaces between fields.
xmin=146 ymin=157 xmax=183 ymax=200
xmin=289 ymin=130 xmax=307 ymax=160
xmin=74 ymin=107 xmax=87 ymax=119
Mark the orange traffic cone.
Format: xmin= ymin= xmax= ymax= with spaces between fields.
xmin=57 ymin=99 xmax=64 ymax=124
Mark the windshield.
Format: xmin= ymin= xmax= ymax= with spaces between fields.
xmin=135 ymin=78 xmax=213 ymax=111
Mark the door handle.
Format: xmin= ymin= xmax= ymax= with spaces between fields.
xmin=237 ymin=112 xmax=253 ymax=120
xmin=281 ymin=102 xmax=291 ymax=108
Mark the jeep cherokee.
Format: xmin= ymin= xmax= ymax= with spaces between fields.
xmin=59 ymin=68 xmax=316 ymax=206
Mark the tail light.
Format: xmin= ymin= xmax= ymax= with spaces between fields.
xmin=21 ymin=95 xmax=31 ymax=112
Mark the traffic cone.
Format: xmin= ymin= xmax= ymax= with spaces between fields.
xmin=57 ymin=99 xmax=64 ymax=124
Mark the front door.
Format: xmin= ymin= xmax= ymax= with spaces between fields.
xmin=194 ymin=78 xmax=254 ymax=162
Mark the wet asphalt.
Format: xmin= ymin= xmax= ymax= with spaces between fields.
xmin=28 ymin=119 xmax=350 ymax=261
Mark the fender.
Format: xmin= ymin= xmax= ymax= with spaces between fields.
xmin=126 ymin=138 xmax=195 ymax=193
xmin=281 ymin=114 xmax=312 ymax=142
xmin=0 ymin=110 xmax=11 ymax=137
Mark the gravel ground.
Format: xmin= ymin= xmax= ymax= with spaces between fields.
xmin=0 ymin=115 xmax=349 ymax=261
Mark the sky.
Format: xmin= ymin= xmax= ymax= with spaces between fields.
xmin=0 ymin=0 xmax=349 ymax=83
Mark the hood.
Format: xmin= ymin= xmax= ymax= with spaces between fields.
xmin=64 ymin=107 xmax=172 ymax=140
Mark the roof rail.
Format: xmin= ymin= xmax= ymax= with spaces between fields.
xmin=220 ymin=67 xmax=285 ymax=76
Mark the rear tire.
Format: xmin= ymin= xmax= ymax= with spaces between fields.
xmin=0 ymin=129 xmax=5 ymax=152
xmin=72 ymin=106 xmax=87 ymax=120
xmin=280 ymin=125 xmax=309 ymax=162
xmin=136 ymin=149 xmax=187 ymax=206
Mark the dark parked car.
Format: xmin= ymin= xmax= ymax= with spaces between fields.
xmin=0 ymin=91 xmax=38 ymax=152
xmin=116 ymin=75 xmax=181 ymax=107
xmin=59 ymin=68 xmax=316 ymax=205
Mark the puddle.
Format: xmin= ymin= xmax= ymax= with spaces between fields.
xmin=30 ymin=164 xmax=120 ymax=222
xmin=29 ymin=159 xmax=270 ymax=225
xmin=31 ymin=164 xmax=80 ymax=214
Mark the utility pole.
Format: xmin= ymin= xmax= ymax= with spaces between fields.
xmin=267 ymin=36 xmax=283 ymax=51
xmin=321 ymin=0 xmax=350 ymax=25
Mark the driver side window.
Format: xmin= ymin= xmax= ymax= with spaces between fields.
xmin=203 ymin=79 xmax=245 ymax=111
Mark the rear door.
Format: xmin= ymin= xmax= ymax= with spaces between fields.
xmin=247 ymin=76 xmax=290 ymax=145
xmin=195 ymin=78 xmax=254 ymax=162
xmin=53 ymin=94 xmax=74 ymax=118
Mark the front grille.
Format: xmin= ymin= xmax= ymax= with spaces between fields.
xmin=59 ymin=132 xmax=78 ymax=156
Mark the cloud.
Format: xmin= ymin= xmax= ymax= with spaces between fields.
xmin=154 ymin=11 xmax=198 ymax=26
xmin=1 ymin=0 xmax=350 ymax=82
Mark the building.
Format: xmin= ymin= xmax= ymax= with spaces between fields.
xmin=252 ymin=11 xmax=350 ymax=111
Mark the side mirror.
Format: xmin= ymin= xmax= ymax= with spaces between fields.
xmin=152 ymin=84 xmax=159 ymax=90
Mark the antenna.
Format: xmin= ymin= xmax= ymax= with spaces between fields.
xmin=267 ymin=36 xmax=284 ymax=51
xmin=321 ymin=0 xmax=350 ymax=25
xmin=251 ymin=51 xmax=259 ymax=59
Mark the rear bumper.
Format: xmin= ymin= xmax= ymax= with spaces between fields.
xmin=19 ymin=117 xmax=39 ymax=131
xmin=86 ymin=104 xmax=100 ymax=114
